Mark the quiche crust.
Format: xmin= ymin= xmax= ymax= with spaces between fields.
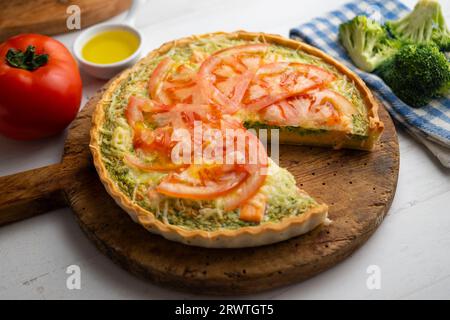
xmin=90 ymin=31 xmax=383 ymax=248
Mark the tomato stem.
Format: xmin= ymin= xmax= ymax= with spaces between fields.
xmin=6 ymin=45 xmax=48 ymax=71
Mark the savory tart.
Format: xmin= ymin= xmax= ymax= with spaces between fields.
xmin=90 ymin=31 xmax=383 ymax=248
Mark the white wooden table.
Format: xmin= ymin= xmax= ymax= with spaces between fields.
xmin=1 ymin=0 xmax=449 ymax=299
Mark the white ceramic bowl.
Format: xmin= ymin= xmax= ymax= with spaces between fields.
xmin=73 ymin=23 xmax=143 ymax=80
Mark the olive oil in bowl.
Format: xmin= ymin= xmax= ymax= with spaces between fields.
xmin=74 ymin=23 xmax=143 ymax=79
xmin=82 ymin=29 xmax=140 ymax=65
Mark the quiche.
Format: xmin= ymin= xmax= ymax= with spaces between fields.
xmin=90 ymin=31 xmax=383 ymax=248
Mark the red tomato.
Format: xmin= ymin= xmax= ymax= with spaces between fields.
xmin=156 ymin=164 xmax=248 ymax=200
xmin=0 ymin=34 xmax=82 ymax=140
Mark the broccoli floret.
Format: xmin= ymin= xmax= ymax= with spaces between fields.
xmin=386 ymin=0 xmax=450 ymax=51
xmin=339 ymin=16 xmax=401 ymax=72
xmin=376 ymin=43 xmax=450 ymax=107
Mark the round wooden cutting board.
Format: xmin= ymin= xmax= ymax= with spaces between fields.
xmin=0 ymin=86 xmax=399 ymax=295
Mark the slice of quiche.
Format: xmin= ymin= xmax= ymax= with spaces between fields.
xmin=90 ymin=31 xmax=383 ymax=248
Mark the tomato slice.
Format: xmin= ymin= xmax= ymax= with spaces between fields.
xmin=221 ymin=131 xmax=268 ymax=211
xmin=198 ymin=44 xmax=269 ymax=114
xmin=151 ymin=103 xmax=221 ymax=129
xmin=125 ymin=96 xmax=177 ymax=158
xmin=148 ymin=57 xmax=173 ymax=104
xmin=310 ymin=89 xmax=355 ymax=119
xmin=156 ymin=165 xmax=248 ymax=200
xmin=222 ymin=166 xmax=267 ymax=211
xmin=125 ymin=96 xmax=146 ymax=127
xmin=261 ymin=89 xmax=355 ymax=129
xmin=239 ymin=192 xmax=267 ymax=223
xmin=155 ymin=123 xmax=268 ymax=208
xmin=132 ymin=125 xmax=174 ymax=156
xmin=243 ymin=63 xmax=336 ymax=111
xmin=125 ymin=96 xmax=171 ymax=127
xmin=149 ymin=58 xmax=204 ymax=105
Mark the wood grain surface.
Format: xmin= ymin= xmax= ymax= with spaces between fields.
xmin=0 ymin=83 xmax=399 ymax=296
xmin=0 ymin=0 xmax=132 ymax=42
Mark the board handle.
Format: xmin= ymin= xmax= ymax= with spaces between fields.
xmin=0 ymin=163 xmax=70 ymax=226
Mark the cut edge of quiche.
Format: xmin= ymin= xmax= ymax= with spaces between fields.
xmin=90 ymin=31 xmax=383 ymax=248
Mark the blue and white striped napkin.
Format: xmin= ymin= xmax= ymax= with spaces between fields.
xmin=290 ymin=0 xmax=450 ymax=167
